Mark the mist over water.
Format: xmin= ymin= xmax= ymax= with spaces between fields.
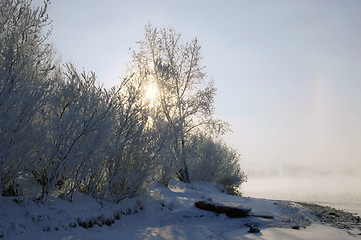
xmin=241 ymin=167 xmax=361 ymax=216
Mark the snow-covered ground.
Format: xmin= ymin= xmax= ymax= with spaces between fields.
xmin=1 ymin=180 xmax=360 ymax=240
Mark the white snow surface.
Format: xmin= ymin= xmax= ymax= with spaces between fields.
xmin=1 ymin=180 xmax=360 ymax=240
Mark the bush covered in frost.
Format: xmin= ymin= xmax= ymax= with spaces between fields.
xmin=187 ymin=133 xmax=247 ymax=194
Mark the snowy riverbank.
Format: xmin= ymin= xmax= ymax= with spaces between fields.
xmin=1 ymin=180 xmax=360 ymax=239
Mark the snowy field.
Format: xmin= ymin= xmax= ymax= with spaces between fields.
xmin=1 ymin=180 xmax=360 ymax=240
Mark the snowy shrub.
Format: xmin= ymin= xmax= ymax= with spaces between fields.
xmin=0 ymin=0 xmax=56 ymax=196
xmin=88 ymin=75 xmax=160 ymax=202
xmin=144 ymin=116 xmax=178 ymax=187
xmin=30 ymin=64 xmax=160 ymax=202
xmin=187 ymin=133 xmax=247 ymax=194
xmin=31 ymin=64 xmax=115 ymax=200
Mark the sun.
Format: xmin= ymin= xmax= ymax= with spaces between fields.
xmin=144 ymin=83 xmax=159 ymax=103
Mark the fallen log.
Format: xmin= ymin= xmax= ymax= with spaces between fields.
xmin=195 ymin=201 xmax=251 ymax=218
xmin=248 ymin=214 xmax=274 ymax=219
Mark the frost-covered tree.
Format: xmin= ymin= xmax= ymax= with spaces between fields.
xmin=0 ymin=0 xmax=55 ymax=196
xmin=129 ymin=24 xmax=228 ymax=183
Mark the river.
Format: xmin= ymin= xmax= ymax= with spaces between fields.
xmin=242 ymin=174 xmax=361 ymax=216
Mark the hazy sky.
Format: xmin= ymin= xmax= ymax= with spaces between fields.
xmin=38 ymin=0 xmax=361 ymax=181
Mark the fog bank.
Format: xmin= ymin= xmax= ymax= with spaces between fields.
xmin=242 ymin=166 xmax=361 ymax=216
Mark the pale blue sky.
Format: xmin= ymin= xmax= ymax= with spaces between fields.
xmin=39 ymin=0 xmax=361 ymax=179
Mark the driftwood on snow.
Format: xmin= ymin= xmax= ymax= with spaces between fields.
xmin=195 ymin=201 xmax=251 ymax=218
xmin=195 ymin=201 xmax=274 ymax=219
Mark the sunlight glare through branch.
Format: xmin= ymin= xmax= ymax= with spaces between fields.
xmin=144 ymin=82 xmax=159 ymax=104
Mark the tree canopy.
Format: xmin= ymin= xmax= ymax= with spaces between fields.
xmin=128 ymin=24 xmax=229 ymax=182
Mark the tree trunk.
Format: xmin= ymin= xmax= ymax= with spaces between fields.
xmin=180 ymin=139 xmax=190 ymax=183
